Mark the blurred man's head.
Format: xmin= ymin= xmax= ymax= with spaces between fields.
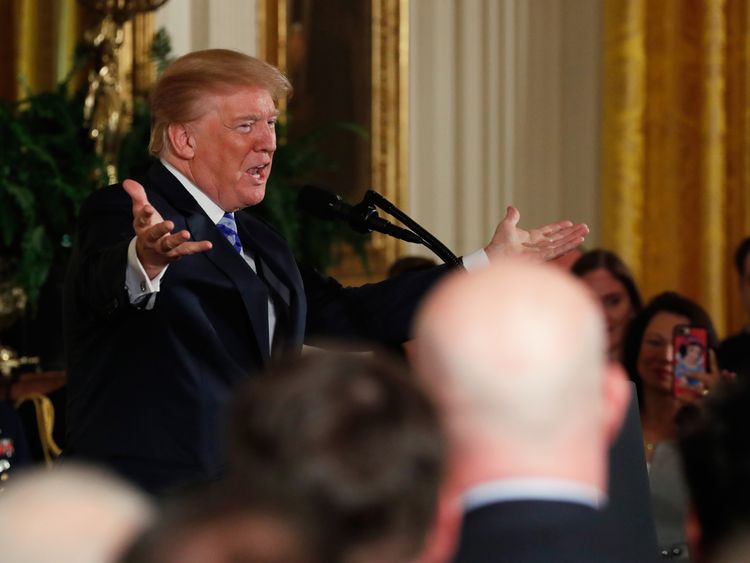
xmin=228 ymin=352 xmax=445 ymax=563
xmin=678 ymin=377 xmax=750 ymax=563
xmin=0 ymin=464 xmax=154 ymax=563
xmin=121 ymin=484 xmax=313 ymax=563
xmin=413 ymin=259 xmax=629 ymax=491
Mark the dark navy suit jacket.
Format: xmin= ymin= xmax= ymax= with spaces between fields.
xmin=64 ymin=163 xmax=446 ymax=493
xmin=452 ymin=500 xmax=658 ymax=563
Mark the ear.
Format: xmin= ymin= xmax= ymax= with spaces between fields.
xmin=603 ymin=362 xmax=630 ymax=446
xmin=166 ymin=122 xmax=197 ymax=160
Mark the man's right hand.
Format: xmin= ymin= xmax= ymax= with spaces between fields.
xmin=123 ymin=179 xmax=213 ymax=280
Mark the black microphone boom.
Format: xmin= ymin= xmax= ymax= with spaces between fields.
xmin=364 ymin=190 xmax=462 ymax=267
xmin=297 ymin=186 xmax=422 ymax=243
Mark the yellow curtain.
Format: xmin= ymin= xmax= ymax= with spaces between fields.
xmin=0 ymin=0 xmax=93 ymax=101
xmin=602 ymin=0 xmax=750 ymax=337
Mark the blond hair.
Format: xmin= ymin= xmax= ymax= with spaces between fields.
xmin=149 ymin=49 xmax=292 ymax=155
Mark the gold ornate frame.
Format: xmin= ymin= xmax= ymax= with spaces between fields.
xmin=258 ymin=0 xmax=409 ymax=278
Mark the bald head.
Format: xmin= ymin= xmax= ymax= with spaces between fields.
xmin=414 ymin=259 xmax=614 ymax=455
xmin=0 ymin=465 xmax=154 ymax=563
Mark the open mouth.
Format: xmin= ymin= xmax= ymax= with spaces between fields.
xmin=247 ymin=163 xmax=270 ymax=181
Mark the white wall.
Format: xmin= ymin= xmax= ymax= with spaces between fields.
xmin=409 ymin=0 xmax=602 ymax=255
xmin=154 ymin=0 xmax=259 ymax=57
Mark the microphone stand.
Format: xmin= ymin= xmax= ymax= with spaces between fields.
xmin=363 ymin=190 xmax=463 ymax=269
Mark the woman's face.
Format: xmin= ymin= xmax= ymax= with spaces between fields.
xmin=581 ymin=268 xmax=635 ymax=359
xmin=637 ymin=311 xmax=690 ymax=395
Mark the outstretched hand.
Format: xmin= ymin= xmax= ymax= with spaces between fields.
xmin=123 ymin=179 xmax=213 ymax=280
xmin=485 ymin=206 xmax=589 ymax=262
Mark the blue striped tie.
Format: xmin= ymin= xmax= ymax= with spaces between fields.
xmin=217 ymin=212 xmax=244 ymax=254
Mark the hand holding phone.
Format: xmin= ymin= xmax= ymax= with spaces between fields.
xmin=673 ymin=324 xmax=709 ymax=400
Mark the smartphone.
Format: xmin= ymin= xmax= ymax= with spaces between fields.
xmin=673 ymin=325 xmax=709 ymax=399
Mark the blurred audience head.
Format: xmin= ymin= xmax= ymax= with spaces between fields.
xmin=733 ymin=237 xmax=750 ymax=323
xmin=387 ymin=256 xmax=437 ymax=279
xmin=413 ymin=259 xmax=629 ymax=492
xmin=228 ymin=352 xmax=445 ymax=563
xmin=120 ymin=484 xmax=313 ymax=563
xmin=0 ymin=464 xmax=154 ymax=563
xmin=571 ymin=248 xmax=642 ymax=362
xmin=678 ymin=377 xmax=750 ymax=563
xmin=622 ymin=291 xmax=718 ymax=404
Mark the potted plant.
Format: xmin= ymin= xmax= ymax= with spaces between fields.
xmin=0 ymin=77 xmax=105 ymax=308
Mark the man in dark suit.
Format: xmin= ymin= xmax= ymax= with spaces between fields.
xmin=64 ymin=49 xmax=588 ymax=495
xmin=413 ymin=259 xmax=655 ymax=563
xmin=718 ymin=236 xmax=750 ymax=379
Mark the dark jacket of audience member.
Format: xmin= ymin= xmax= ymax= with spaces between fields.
xmin=678 ymin=377 xmax=750 ymax=563
xmin=718 ymin=237 xmax=750 ymax=379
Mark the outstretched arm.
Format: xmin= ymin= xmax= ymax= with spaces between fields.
xmin=484 ymin=206 xmax=589 ymax=263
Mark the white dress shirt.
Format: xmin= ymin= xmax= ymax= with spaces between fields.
xmin=463 ymin=477 xmax=606 ymax=512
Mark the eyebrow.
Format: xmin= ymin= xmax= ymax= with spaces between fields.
xmin=232 ymin=110 xmax=280 ymax=122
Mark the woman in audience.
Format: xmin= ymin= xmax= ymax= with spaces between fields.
xmin=622 ymin=292 xmax=728 ymax=560
xmin=572 ymin=249 xmax=642 ymax=363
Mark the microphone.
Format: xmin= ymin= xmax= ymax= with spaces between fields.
xmin=297 ymin=186 xmax=422 ymax=243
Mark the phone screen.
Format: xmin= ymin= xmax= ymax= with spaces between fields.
xmin=673 ymin=325 xmax=708 ymax=399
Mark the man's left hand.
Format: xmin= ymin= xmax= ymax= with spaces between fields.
xmin=485 ymin=206 xmax=589 ymax=262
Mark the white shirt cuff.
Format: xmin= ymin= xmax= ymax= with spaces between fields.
xmin=462 ymin=249 xmax=490 ymax=271
xmin=125 ymin=237 xmax=167 ymax=309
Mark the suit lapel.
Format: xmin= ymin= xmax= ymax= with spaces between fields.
xmin=145 ymin=163 xmax=272 ymax=362
xmin=235 ymin=211 xmax=307 ymax=351
xmin=188 ymin=213 xmax=271 ymax=361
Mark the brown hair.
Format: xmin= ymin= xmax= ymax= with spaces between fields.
xmin=149 ymin=49 xmax=292 ymax=155
xmin=228 ymin=352 xmax=445 ymax=562
xmin=571 ymin=248 xmax=643 ymax=313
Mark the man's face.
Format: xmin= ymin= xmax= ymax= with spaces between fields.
xmin=187 ymin=86 xmax=278 ymax=211
xmin=741 ymin=253 xmax=750 ymax=324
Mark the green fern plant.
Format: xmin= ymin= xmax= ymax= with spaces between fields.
xmin=0 ymin=84 xmax=105 ymax=307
